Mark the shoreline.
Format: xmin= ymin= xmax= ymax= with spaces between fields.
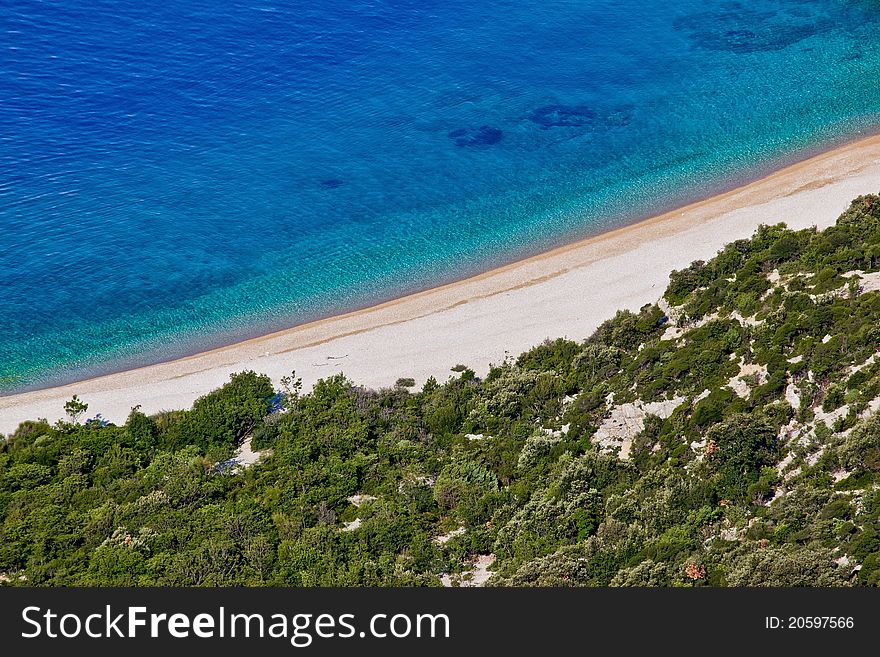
xmin=14 ymin=127 xmax=872 ymax=399
xmin=3 ymin=134 xmax=880 ymax=433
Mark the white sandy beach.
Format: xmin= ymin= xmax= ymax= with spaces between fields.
xmin=2 ymin=135 xmax=880 ymax=434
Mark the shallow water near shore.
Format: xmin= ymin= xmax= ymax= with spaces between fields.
xmin=3 ymin=0 xmax=880 ymax=392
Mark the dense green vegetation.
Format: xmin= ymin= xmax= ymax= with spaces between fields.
xmin=2 ymin=194 xmax=880 ymax=586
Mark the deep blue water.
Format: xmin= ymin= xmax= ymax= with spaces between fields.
xmin=3 ymin=0 xmax=880 ymax=392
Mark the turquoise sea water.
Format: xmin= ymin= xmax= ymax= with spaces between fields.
xmin=3 ymin=0 xmax=880 ymax=392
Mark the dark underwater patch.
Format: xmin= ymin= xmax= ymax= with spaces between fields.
xmin=674 ymin=2 xmax=831 ymax=54
xmin=447 ymin=125 xmax=503 ymax=147
xmin=320 ymin=178 xmax=344 ymax=189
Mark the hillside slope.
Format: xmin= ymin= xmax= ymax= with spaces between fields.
xmin=2 ymin=194 xmax=880 ymax=587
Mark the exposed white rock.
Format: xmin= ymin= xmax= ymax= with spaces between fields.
xmin=784 ymin=466 xmax=802 ymax=481
xmin=216 ymin=435 xmax=267 ymax=474
xmin=434 ymin=527 xmax=466 ymax=545
xmin=347 ymin=493 xmax=377 ymax=507
xmin=719 ymin=525 xmax=739 ymax=542
xmin=785 ymin=382 xmax=801 ymax=410
xmin=441 ymin=554 xmax=495 ymax=588
xmin=806 ymin=446 xmax=827 ymax=467
xmin=465 ymin=433 xmax=486 ymax=441
xmin=730 ymin=310 xmax=764 ymax=327
xmin=843 ymin=270 xmax=880 ymax=295
xmin=832 ymin=470 xmax=851 ymax=484
xmin=777 ymin=450 xmax=797 ymax=474
xmin=859 ymin=271 xmax=880 ymax=294
xmin=657 ymin=297 xmax=685 ymax=326
xmin=690 ymin=438 xmax=708 ymax=461
xmin=691 ymin=311 xmax=721 ymax=329
xmin=851 ymin=352 xmax=878 ymax=374
xmin=694 ymin=389 xmax=711 ymax=403
xmin=341 ymin=518 xmax=362 ymax=532
xmin=728 ymin=379 xmax=751 ymax=399
xmin=234 ymin=436 xmax=264 ymax=468
xmin=539 ymin=426 xmax=566 ymax=439
xmin=813 ymin=404 xmax=850 ymax=429
xmin=726 ymin=361 xmax=768 ymax=399
xmin=593 ymin=396 xmax=686 ymax=459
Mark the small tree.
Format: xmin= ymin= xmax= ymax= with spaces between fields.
xmin=64 ymin=395 xmax=88 ymax=424
xmin=280 ymin=370 xmax=303 ymax=411
xmin=706 ymin=413 xmax=778 ymax=503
